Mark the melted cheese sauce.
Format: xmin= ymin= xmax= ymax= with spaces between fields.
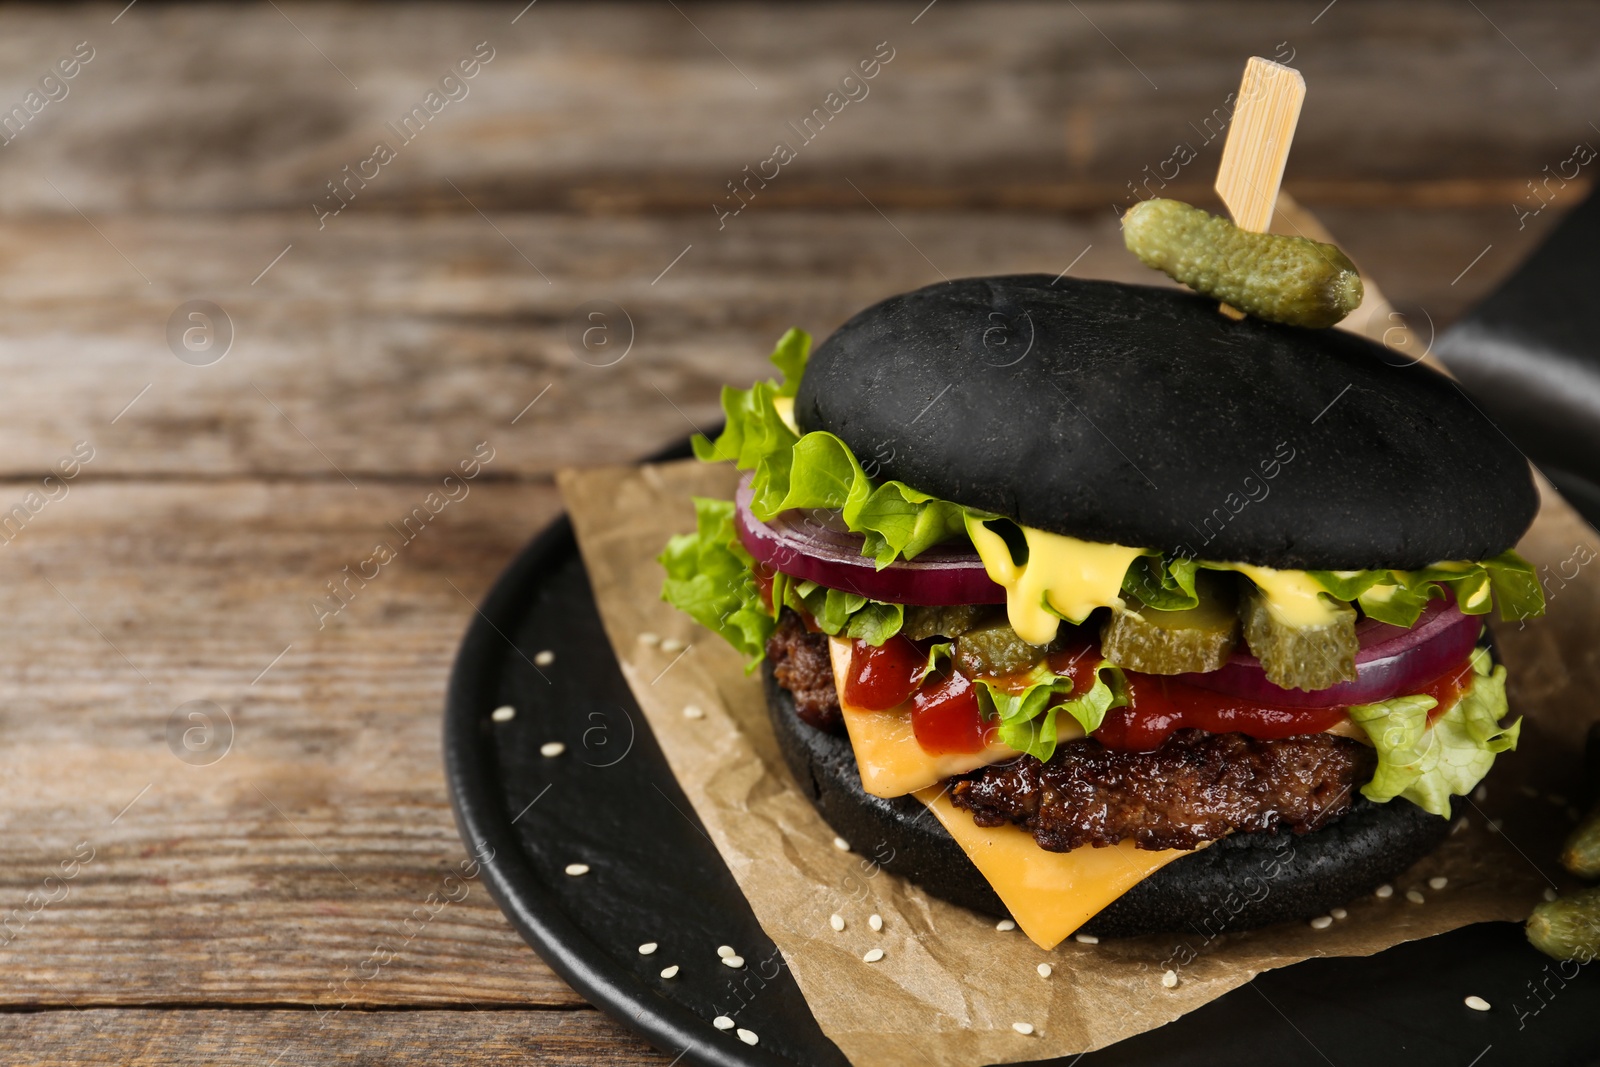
xmin=1213 ymin=562 xmax=1341 ymax=627
xmin=771 ymin=396 xmax=800 ymax=436
xmin=964 ymin=515 xmax=1144 ymax=645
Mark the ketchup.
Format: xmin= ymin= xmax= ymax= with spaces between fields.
xmin=1093 ymin=679 xmax=1348 ymax=751
xmin=910 ymin=671 xmax=996 ymax=754
xmin=752 ymin=562 xmax=776 ymax=610
xmin=843 ymin=636 xmax=927 ymax=711
xmin=847 ymin=638 xmax=993 ymax=753
xmin=1094 ymin=660 xmax=1472 ymax=752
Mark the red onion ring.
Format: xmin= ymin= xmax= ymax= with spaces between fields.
xmin=1176 ymin=596 xmax=1482 ymax=705
xmin=733 ymin=478 xmax=1004 ymax=606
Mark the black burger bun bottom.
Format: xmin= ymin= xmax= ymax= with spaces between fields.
xmin=764 ymin=663 xmax=1452 ymax=939
xmin=795 ymin=275 xmax=1538 ymax=572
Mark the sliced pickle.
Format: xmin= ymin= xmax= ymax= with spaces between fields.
xmin=1122 ymin=199 xmax=1363 ymax=328
xmin=1100 ymin=572 xmax=1240 ymax=675
xmin=902 ymin=603 xmax=987 ymax=641
xmin=954 ymin=619 xmax=1045 ymax=677
xmin=1239 ymin=581 xmax=1358 ymax=691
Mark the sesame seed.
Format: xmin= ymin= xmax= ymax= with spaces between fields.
xmin=1464 ymin=995 xmax=1491 ymax=1012
xmin=1011 ymin=1022 xmax=1035 ymax=1036
xmin=717 ymin=945 xmax=735 ymax=958
xmin=491 ymin=705 xmax=516 ymax=722
xmin=534 ymin=650 xmax=555 ymax=666
xmin=1488 ymin=819 xmax=1503 ymax=834
xmin=829 ymin=913 xmax=845 ymax=932
xmin=721 ymin=955 xmax=745 ymax=969
xmin=832 ymin=836 xmax=851 ymax=852
xmin=638 ymin=632 xmax=661 ymax=647
xmin=539 ymin=741 xmax=565 ymax=758
xmin=996 ymin=919 xmax=1016 ymax=932
xmin=1520 ymin=785 xmax=1540 ymax=798
xmin=1429 ymin=876 xmax=1449 ymax=890
xmin=1544 ymin=887 xmax=1559 ymax=902
xmin=1375 ymin=884 xmax=1394 ymax=899
xmin=869 ymin=914 xmax=883 ymax=932
xmin=863 ymin=948 xmax=884 ymax=963
xmin=1037 ymin=963 xmax=1052 ymax=979
xmin=638 ymin=942 xmax=658 ymax=956
xmin=1309 ymin=915 xmax=1333 ymax=930
xmin=713 ymin=1016 xmax=734 ymax=1030
xmin=659 ymin=965 xmax=679 ymax=979
xmin=736 ymin=1029 xmax=759 ymax=1046
xmin=1330 ymin=907 xmax=1348 ymax=920
xmin=661 ymin=638 xmax=685 ymax=653
xmin=1161 ymin=969 xmax=1179 ymax=988
xmin=1550 ymin=794 xmax=1568 ymax=806
xmin=682 ymin=704 xmax=704 ymax=719
xmin=1451 ymin=818 xmax=1469 ymax=835
xmin=1074 ymin=933 xmax=1099 ymax=945
xmin=564 ymin=863 xmax=590 ymax=876
xmin=1473 ymin=785 xmax=1488 ymax=802
xmin=1406 ymin=890 xmax=1426 ymax=904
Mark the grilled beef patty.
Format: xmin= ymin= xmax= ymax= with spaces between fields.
xmin=949 ymin=729 xmax=1375 ymax=852
xmin=765 ymin=610 xmax=842 ymax=732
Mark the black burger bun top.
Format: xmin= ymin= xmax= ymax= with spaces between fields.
xmin=794 ymin=275 xmax=1539 ymax=571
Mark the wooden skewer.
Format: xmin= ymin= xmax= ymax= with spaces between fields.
xmin=1214 ymin=57 xmax=1306 ymax=318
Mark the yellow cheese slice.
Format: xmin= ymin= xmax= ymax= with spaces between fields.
xmin=915 ymin=787 xmax=1194 ymax=949
xmin=828 ymin=637 xmax=1021 ymax=797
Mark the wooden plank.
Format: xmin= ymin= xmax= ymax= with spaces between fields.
xmin=0 ymin=1009 xmax=670 ymax=1066
xmin=0 ymin=2 xmax=1592 ymax=217
xmin=0 ymin=205 xmax=1568 ymax=480
xmin=0 ymin=481 xmax=589 ymax=1007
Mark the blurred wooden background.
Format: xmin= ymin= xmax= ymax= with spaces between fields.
xmin=0 ymin=2 xmax=1593 ymax=1063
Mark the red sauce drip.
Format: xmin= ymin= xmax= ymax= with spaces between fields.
xmin=751 ymin=562 xmax=776 ymax=610
xmin=1093 ymin=679 xmax=1349 ymax=751
xmin=1094 ymin=659 xmax=1473 ymax=752
xmin=844 ymin=636 xmax=927 ymax=711
xmin=1420 ymin=660 xmax=1471 ymax=719
xmin=909 ymin=671 xmax=997 ymax=755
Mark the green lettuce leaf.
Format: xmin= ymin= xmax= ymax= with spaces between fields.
xmin=772 ymin=575 xmax=905 ymax=645
xmin=1483 ymin=550 xmax=1546 ymax=623
xmin=918 ymin=641 xmax=953 ymax=685
xmin=769 ymin=327 xmax=809 ymax=397
xmin=658 ymin=497 xmax=776 ymax=668
xmin=693 ymin=331 xmax=971 ymax=568
xmin=975 ymin=660 xmax=1128 ymax=763
xmin=1307 ymin=550 xmax=1545 ymax=627
xmin=1348 ymin=649 xmax=1519 ymax=817
xmin=1122 ymin=554 xmax=1200 ymax=610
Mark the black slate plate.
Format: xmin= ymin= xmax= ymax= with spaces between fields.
xmin=447 ymin=191 xmax=1600 ymax=1065
xmin=443 ymin=438 xmax=1600 ymax=1067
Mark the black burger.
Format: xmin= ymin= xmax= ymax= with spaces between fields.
xmin=660 ymin=274 xmax=1542 ymax=947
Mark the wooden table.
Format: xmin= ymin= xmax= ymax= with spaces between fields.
xmin=0 ymin=3 xmax=1592 ymax=1062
